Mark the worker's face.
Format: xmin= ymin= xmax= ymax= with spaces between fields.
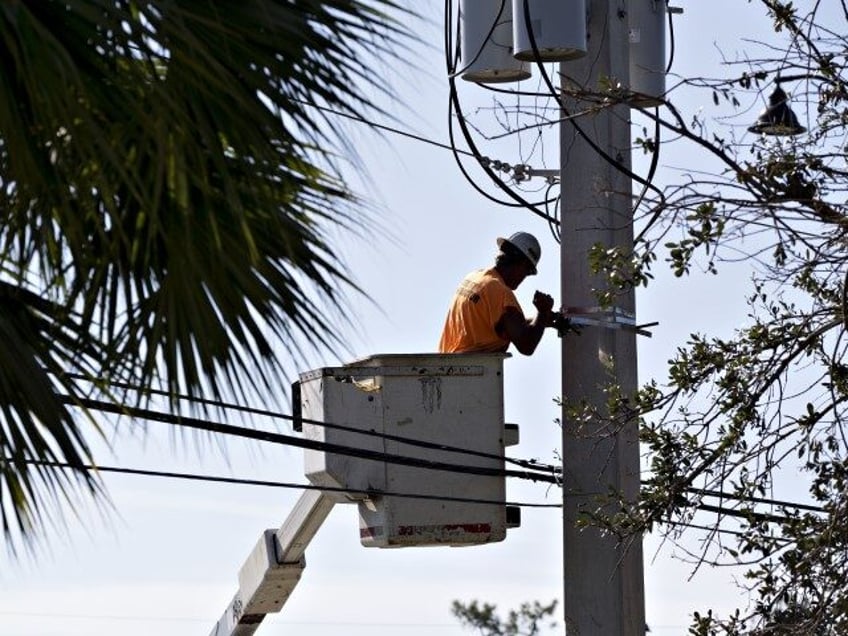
xmin=507 ymin=260 xmax=534 ymax=289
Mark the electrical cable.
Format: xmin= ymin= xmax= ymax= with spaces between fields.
xmin=19 ymin=459 xmax=562 ymax=509
xmin=447 ymin=82 xmax=559 ymax=216
xmin=671 ymin=520 xmax=791 ymax=544
xmin=696 ymin=503 xmax=795 ymax=525
xmin=444 ymin=0 xmax=453 ymax=77
xmin=544 ymin=180 xmax=561 ymax=243
xmin=295 ymin=6 xmax=670 ymax=234
xmin=443 ymin=0 xmax=561 ymax=223
xmin=447 ymin=80 xmax=561 ymax=224
xmin=446 ymin=0 xmax=506 ymax=79
xmin=631 ymin=108 xmax=663 ymax=244
xmin=0 ymin=609 xmax=460 ymax=629
xmin=477 ymin=84 xmax=559 ymax=99
xmin=64 ymin=388 xmax=830 ymax=514
xmin=296 ymin=93 xmax=557 ymax=192
xmin=59 ymin=392 xmax=828 ymax=516
xmin=636 ymin=0 xmax=679 ymax=249
xmin=665 ymin=0 xmax=676 ymax=74
xmin=58 ymin=373 xmax=561 ymax=476
xmin=294 ymin=98 xmax=477 ymax=159
xmin=60 ymin=395 xmax=561 ymax=485
xmin=685 ymin=485 xmax=826 ymax=514
xmin=518 ymin=0 xmax=668 ymax=210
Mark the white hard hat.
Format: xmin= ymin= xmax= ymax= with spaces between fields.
xmin=497 ymin=231 xmax=541 ymax=274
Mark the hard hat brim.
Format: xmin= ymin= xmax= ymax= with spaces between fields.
xmin=496 ymin=236 xmax=538 ymax=275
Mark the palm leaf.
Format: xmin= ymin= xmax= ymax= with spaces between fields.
xmin=0 ymin=0 xmax=413 ymax=549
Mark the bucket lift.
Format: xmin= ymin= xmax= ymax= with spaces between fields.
xmin=208 ymin=353 xmax=520 ymax=636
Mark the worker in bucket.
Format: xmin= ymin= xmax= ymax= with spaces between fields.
xmin=438 ymin=231 xmax=556 ymax=355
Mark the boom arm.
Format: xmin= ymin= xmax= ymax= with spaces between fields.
xmin=208 ymin=490 xmax=336 ymax=636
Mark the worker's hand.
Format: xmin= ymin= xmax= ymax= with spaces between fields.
xmin=533 ymin=291 xmax=555 ymax=326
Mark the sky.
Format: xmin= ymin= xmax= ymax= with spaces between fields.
xmin=0 ymin=1 xmax=822 ymax=635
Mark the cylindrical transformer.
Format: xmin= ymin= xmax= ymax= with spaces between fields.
xmin=512 ymin=0 xmax=586 ymax=62
xmin=628 ymin=0 xmax=667 ymax=105
xmin=460 ymin=0 xmax=530 ymax=83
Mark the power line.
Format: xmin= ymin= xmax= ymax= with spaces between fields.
xmin=447 ymin=80 xmax=562 ymax=225
xmin=642 ymin=479 xmax=827 ymax=515
xmin=687 ymin=485 xmax=825 ymax=514
xmin=60 ymin=395 xmax=561 ymax=485
xmin=696 ymin=502 xmax=794 ymax=525
xmin=301 ymin=98 xmax=476 ymax=159
xmin=23 ymin=459 xmax=562 ymax=509
xmin=59 ymin=373 xmax=561 ymax=476
xmin=514 ymin=0 xmax=668 ymax=210
xmin=0 ymin=610 xmax=207 ymax=624
xmin=299 ymin=93 xmax=560 ymax=210
xmin=61 ymin=389 xmax=827 ymax=514
xmin=300 ymin=95 xmax=558 ymax=195
xmin=442 ymin=0 xmax=562 ymax=225
xmin=671 ymin=520 xmax=791 ymax=544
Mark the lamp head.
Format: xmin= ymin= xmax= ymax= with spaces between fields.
xmin=748 ymin=86 xmax=806 ymax=136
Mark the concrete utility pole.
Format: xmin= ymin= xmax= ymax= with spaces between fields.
xmin=560 ymin=1 xmax=646 ymax=633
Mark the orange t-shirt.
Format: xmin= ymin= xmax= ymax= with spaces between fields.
xmin=438 ymin=268 xmax=524 ymax=353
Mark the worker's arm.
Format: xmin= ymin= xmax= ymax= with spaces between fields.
xmin=498 ymin=291 xmax=555 ymax=355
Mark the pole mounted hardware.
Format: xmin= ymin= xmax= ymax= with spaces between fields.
xmin=553 ymin=306 xmax=657 ymax=338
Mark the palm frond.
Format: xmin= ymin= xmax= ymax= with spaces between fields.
xmin=0 ymin=0 xmax=414 ymax=550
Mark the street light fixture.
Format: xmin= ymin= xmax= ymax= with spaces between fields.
xmin=748 ymin=84 xmax=807 ymax=136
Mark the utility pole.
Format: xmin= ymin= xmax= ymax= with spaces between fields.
xmin=560 ymin=0 xmax=645 ymax=633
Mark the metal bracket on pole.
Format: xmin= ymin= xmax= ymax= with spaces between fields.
xmin=512 ymin=164 xmax=560 ymax=184
xmin=553 ymin=306 xmax=657 ymax=338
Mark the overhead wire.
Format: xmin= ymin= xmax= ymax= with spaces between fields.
xmin=60 ymin=395 xmax=561 ymax=485
xmin=544 ymin=179 xmax=561 ymax=242
xmin=685 ymin=485 xmax=826 ymax=515
xmin=517 ymin=0 xmax=667 ymax=212
xmin=61 ymin=382 xmax=828 ymax=515
xmin=20 ymin=459 xmax=562 ymax=509
xmin=444 ymin=0 xmax=561 ymax=226
xmin=446 ymin=86 xmax=561 ymax=225
xmin=670 ymin=520 xmax=791 ymax=545
xmin=49 ymin=396 xmax=830 ymax=527
xmin=294 ymin=98 xmax=477 ymax=159
xmin=446 ymin=0 xmax=505 ymax=79
xmin=61 ymin=386 xmax=827 ymax=519
xmin=665 ymin=0 xmax=676 ymax=74
xmin=294 ymin=93 xmax=562 ymax=193
xmin=441 ymin=0 xmax=673 ymax=238
xmin=31 ymin=466 xmax=825 ymax=520
xmin=631 ymin=0 xmax=679 ymax=244
xmin=631 ymin=109 xmax=663 ymax=243
xmin=290 ymin=7 xmax=677 ymax=246
xmin=58 ymin=373 xmax=561 ymax=476
xmin=696 ymin=502 xmax=800 ymax=525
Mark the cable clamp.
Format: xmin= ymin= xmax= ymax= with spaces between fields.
xmin=554 ymin=306 xmax=657 ymax=337
xmin=526 ymin=167 xmax=559 ymax=184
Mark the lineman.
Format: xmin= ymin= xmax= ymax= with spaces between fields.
xmin=438 ymin=232 xmax=556 ymax=355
